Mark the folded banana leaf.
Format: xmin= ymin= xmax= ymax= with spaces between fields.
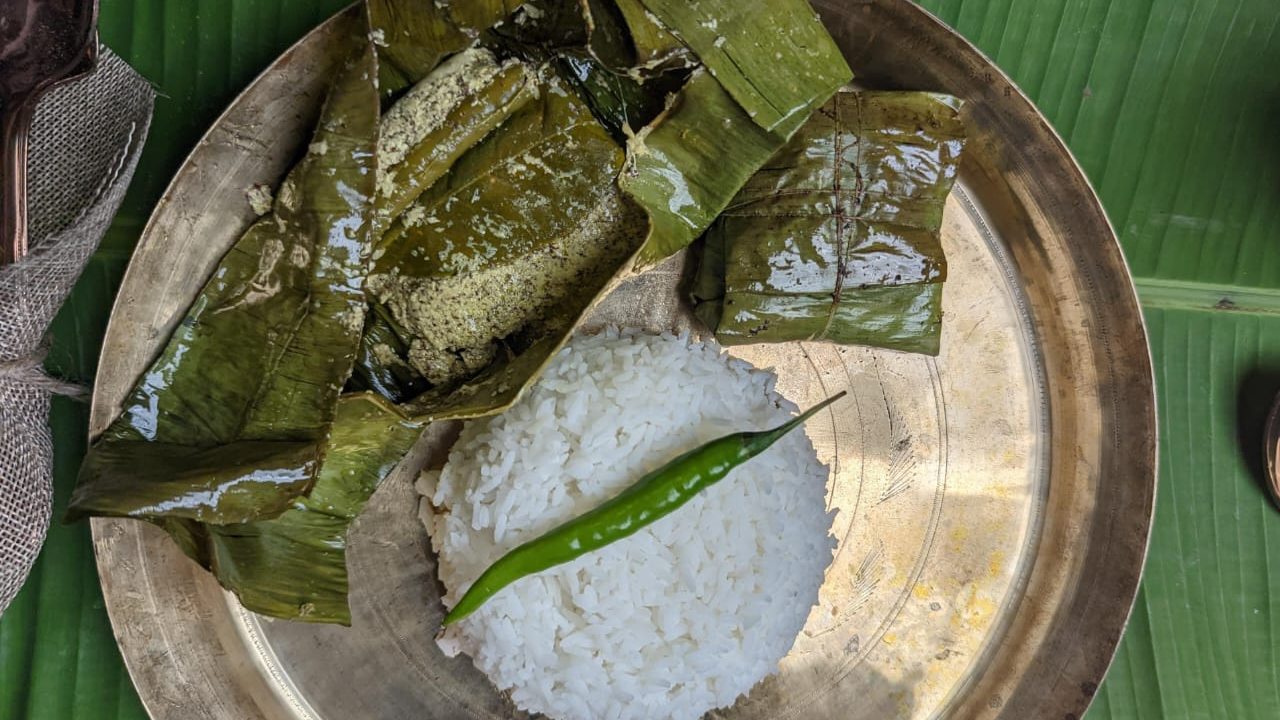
xmin=159 ymin=394 xmax=423 ymax=625
xmin=693 ymin=90 xmax=967 ymax=355
xmin=486 ymin=0 xmax=682 ymax=81
xmin=580 ymin=0 xmax=636 ymax=71
xmin=69 ymin=36 xmax=381 ymax=523
xmin=356 ymin=0 xmax=851 ymax=407
xmin=611 ymin=0 xmax=693 ymax=74
xmin=554 ymin=51 xmax=684 ymax=142
xmin=71 ymin=0 xmax=860 ymax=625
xmin=368 ymin=0 xmax=517 ymax=99
xmin=616 ymin=0 xmax=852 ymax=268
xmin=633 ymin=0 xmax=851 ymax=136
xmin=484 ymin=0 xmax=590 ymax=56
xmin=435 ymin=0 xmax=524 ymax=33
xmin=347 ymin=304 xmax=429 ymax=404
xmin=620 ymin=69 xmax=788 ymax=268
xmin=369 ymin=76 xmax=642 ymax=399
xmin=483 ymin=0 xmax=850 ymax=262
xmin=373 ymin=47 xmax=538 ymax=233
xmin=484 ymin=0 xmax=686 ymax=142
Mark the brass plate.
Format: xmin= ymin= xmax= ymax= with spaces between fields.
xmin=88 ymin=2 xmax=1156 ymax=719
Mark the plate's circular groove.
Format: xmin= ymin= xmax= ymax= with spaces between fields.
xmin=88 ymin=2 xmax=1156 ymax=719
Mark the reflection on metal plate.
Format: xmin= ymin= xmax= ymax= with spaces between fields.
xmin=88 ymin=2 xmax=1156 ymax=719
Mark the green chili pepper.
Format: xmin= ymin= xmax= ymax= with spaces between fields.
xmin=441 ymin=390 xmax=847 ymax=626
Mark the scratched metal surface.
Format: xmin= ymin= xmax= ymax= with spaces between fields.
xmin=87 ymin=2 xmax=1155 ymax=718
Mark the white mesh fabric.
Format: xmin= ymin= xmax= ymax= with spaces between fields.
xmin=0 ymin=48 xmax=154 ymax=616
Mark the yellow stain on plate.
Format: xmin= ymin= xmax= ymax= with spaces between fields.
xmin=988 ymin=549 xmax=1006 ymax=578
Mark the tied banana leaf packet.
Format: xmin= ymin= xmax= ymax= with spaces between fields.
xmin=693 ymin=90 xmax=967 ymax=355
xmin=70 ymin=0 xmax=853 ymax=624
xmin=354 ymin=0 xmax=852 ymax=418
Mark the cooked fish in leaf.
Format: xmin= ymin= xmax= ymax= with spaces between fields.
xmin=615 ymin=0 xmax=851 ymax=267
xmin=693 ymin=90 xmax=966 ymax=355
xmin=369 ymin=0 xmax=515 ymax=98
xmin=369 ymin=77 xmax=642 ymax=392
xmin=68 ymin=37 xmax=380 ymax=523
xmin=633 ymin=0 xmax=851 ymax=136
xmin=434 ymin=0 xmax=525 ymax=34
xmin=68 ymin=0 xmax=867 ymax=625
xmin=374 ymin=47 xmax=538 ymax=233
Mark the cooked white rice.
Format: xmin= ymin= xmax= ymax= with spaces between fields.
xmin=417 ymin=328 xmax=836 ymax=720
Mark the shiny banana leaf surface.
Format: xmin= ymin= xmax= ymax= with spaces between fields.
xmin=69 ymin=36 xmax=382 ymax=523
xmin=158 ymin=394 xmax=423 ymax=625
xmin=373 ymin=49 xmax=538 ymax=233
xmin=553 ymin=51 xmax=684 ymax=142
xmin=694 ymin=91 xmax=965 ymax=354
xmin=617 ymin=0 xmax=852 ymax=268
xmin=357 ymin=0 xmax=852 ymax=403
xmin=634 ymin=0 xmax=852 ymax=136
xmin=68 ymin=0 xmax=859 ymax=625
xmin=369 ymin=78 xmax=639 ymax=398
xmin=621 ymin=69 xmax=788 ymax=268
xmin=348 ymin=305 xmax=429 ymax=404
xmin=368 ymin=0 xmax=517 ymax=98
xmin=484 ymin=0 xmax=686 ymax=142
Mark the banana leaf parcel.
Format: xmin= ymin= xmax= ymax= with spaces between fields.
xmin=693 ymin=90 xmax=967 ymax=355
xmin=68 ymin=0 xmax=853 ymax=623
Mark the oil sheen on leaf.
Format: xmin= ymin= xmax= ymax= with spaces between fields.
xmin=368 ymin=0 xmax=515 ymax=98
xmin=69 ymin=36 xmax=382 ymax=524
xmin=369 ymin=77 xmax=642 ymax=396
xmin=159 ymin=394 xmax=423 ymax=625
xmin=693 ymin=90 xmax=965 ymax=354
xmin=634 ymin=0 xmax=852 ymax=135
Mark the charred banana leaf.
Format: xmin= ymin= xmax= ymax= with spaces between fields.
xmin=69 ymin=39 xmax=380 ymax=523
xmin=693 ymin=91 xmax=966 ymax=355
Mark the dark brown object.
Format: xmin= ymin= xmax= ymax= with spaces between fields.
xmin=0 ymin=0 xmax=100 ymax=265
xmin=1264 ymin=393 xmax=1280 ymax=509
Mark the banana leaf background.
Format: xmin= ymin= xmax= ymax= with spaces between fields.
xmin=2 ymin=0 xmax=1278 ymax=718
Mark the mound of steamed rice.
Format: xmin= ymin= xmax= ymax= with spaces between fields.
xmin=417 ymin=329 xmax=836 ymax=720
